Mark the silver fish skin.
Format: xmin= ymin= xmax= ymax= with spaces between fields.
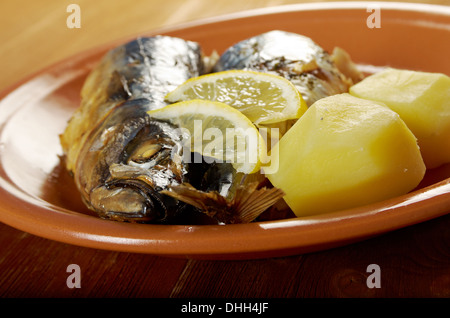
xmin=212 ymin=30 xmax=353 ymax=107
xmin=60 ymin=36 xmax=205 ymax=223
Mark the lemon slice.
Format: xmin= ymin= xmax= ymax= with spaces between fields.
xmin=147 ymin=99 xmax=267 ymax=174
xmin=165 ymin=70 xmax=307 ymax=125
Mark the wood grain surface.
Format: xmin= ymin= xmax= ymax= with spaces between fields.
xmin=0 ymin=0 xmax=449 ymax=303
xmin=0 ymin=213 xmax=449 ymax=298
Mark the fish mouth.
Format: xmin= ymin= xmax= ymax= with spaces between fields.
xmin=89 ymin=177 xmax=180 ymax=223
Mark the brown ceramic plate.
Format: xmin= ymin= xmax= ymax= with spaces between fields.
xmin=0 ymin=2 xmax=449 ymax=260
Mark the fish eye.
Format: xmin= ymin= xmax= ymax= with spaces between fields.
xmin=128 ymin=141 xmax=162 ymax=163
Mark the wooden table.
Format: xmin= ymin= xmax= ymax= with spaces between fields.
xmin=0 ymin=0 xmax=449 ymax=305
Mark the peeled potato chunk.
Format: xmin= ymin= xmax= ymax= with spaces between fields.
xmin=349 ymin=68 xmax=450 ymax=169
xmin=266 ymin=93 xmax=426 ymax=217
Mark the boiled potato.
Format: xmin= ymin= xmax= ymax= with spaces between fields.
xmin=266 ymin=93 xmax=425 ymax=217
xmin=349 ymin=68 xmax=450 ymax=169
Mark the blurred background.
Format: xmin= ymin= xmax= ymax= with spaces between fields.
xmin=0 ymin=0 xmax=448 ymax=91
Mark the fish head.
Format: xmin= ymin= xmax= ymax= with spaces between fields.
xmin=75 ymin=100 xmax=189 ymax=223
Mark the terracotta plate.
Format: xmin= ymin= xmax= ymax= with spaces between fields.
xmin=0 ymin=2 xmax=449 ymax=260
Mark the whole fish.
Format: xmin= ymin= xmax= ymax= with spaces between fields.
xmin=60 ymin=36 xmax=206 ymax=223
xmin=213 ymin=30 xmax=362 ymax=107
xmin=61 ymin=35 xmax=284 ymax=224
